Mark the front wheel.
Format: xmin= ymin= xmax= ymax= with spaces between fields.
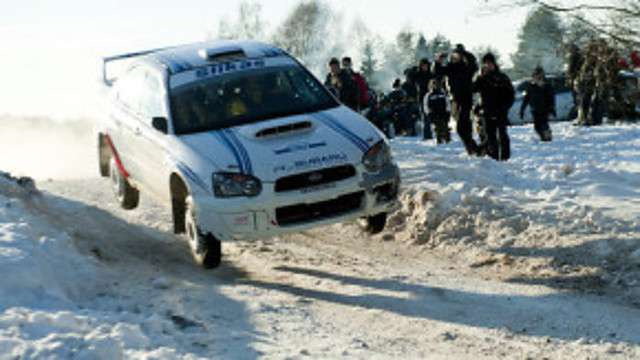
xmin=185 ymin=197 xmax=222 ymax=269
xmin=358 ymin=213 xmax=387 ymax=235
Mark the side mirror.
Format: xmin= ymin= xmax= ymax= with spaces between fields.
xmin=152 ymin=117 xmax=168 ymax=134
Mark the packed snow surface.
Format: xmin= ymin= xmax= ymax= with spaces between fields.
xmin=1 ymin=118 xmax=639 ymax=359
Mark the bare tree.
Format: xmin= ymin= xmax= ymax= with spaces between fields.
xmin=215 ymin=0 xmax=266 ymax=41
xmin=237 ymin=1 xmax=266 ymax=40
xmin=272 ymin=0 xmax=342 ymax=76
xmin=487 ymin=0 xmax=639 ymax=46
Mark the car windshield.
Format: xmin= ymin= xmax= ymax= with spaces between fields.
xmin=170 ymin=65 xmax=338 ymax=134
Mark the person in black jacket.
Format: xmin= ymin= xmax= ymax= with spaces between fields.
xmin=388 ymin=78 xmax=407 ymax=103
xmin=399 ymin=68 xmax=421 ymax=136
xmin=472 ymin=53 xmax=515 ymax=161
xmin=424 ymin=79 xmax=451 ymax=143
xmin=324 ymin=57 xmax=359 ymax=111
xmin=413 ymin=58 xmax=435 ymax=103
xmin=412 ymin=58 xmax=435 ymax=139
xmin=520 ymin=66 xmax=555 ymax=141
xmin=434 ymin=44 xmax=479 ymax=155
xmin=401 ymin=68 xmax=418 ymax=102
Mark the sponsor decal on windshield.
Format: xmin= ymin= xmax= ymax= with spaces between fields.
xmin=195 ymin=59 xmax=266 ymax=79
xmin=170 ymin=56 xmax=297 ymax=89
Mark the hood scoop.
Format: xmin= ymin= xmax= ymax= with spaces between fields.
xmin=254 ymin=121 xmax=313 ymax=138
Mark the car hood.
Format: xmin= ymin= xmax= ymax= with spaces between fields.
xmin=179 ymin=106 xmax=382 ymax=182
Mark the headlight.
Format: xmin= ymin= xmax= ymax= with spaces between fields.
xmin=362 ymin=140 xmax=392 ymax=172
xmin=213 ymin=172 xmax=262 ymax=198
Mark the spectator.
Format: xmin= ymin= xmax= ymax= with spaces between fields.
xmin=413 ymin=58 xmax=435 ymax=103
xmin=472 ymin=53 xmax=515 ymax=161
xmin=434 ymin=44 xmax=479 ymax=155
xmin=424 ymin=79 xmax=451 ymax=143
xmin=324 ymin=57 xmax=359 ymax=111
xmin=342 ymin=56 xmax=370 ymax=111
xmin=388 ymin=78 xmax=407 ymax=103
xmin=412 ymin=58 xmax=435 ymax=139
xmin=566 ymin=44 xmax=582 ymax=110
xmin=520 ymin=66 xmax=555 ymax=141
xmin=401 ymin=68 xmax=418 ymax=102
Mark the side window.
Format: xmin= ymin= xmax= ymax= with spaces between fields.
xmin=141 ymin=72 xmax=165 ymax=118
xmin=116 ymin=66 xmax=146 ymax=113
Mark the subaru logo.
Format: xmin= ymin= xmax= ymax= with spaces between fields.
xmin=308 ymin=172 xmax=323 ymax=183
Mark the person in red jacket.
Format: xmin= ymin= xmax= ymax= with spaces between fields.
xmin=342 ymin=57 xmax=370 ymax=111
xmin=631 ymin=52 xmax=640 ymax=69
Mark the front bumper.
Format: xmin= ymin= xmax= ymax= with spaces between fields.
xmin=193 ymin=163 xmax=400 ymax=241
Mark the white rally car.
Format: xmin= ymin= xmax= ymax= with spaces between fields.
xmin=97 ymin=41 xmax=400 ymax=268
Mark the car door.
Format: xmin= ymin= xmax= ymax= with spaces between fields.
xmin=110 ymin=65 xmax=147 ymax=183
xmin=135 ymin=69 xmax=172 ymax=203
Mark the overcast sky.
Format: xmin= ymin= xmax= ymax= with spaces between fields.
xmin=0 ymin=0 xmax=531 ymax=119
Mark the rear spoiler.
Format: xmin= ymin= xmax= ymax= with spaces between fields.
xmin=102 ymin=47 xmax=170 ymax=86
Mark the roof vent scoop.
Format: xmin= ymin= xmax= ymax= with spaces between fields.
xmin=199 ymin=46 xmax=246 ymax=61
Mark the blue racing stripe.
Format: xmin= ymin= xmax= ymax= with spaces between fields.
xmin=315 ymin=112 xmax=369 ymax=151
xmin=320 ymin=113 xmax=370 ymax=150
xmin=172 ymin=53 xmax=193 ymax=71
xmin=177 ymin=162 xmax=209 ymax=193
xmin=225 ymin=129 xmax=253 ymax=175
xmin=153 ymin=53 xmax=184 ymax=73
xmin=314 ymin=113 xmax=369 ymax=153
xmin=211 ymin=131 xmax=246 ymax=174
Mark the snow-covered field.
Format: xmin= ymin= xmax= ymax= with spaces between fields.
xmin=1 ymin=117 xmax=640 ymax=359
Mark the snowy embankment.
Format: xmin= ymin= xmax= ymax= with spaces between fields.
xmin=387 ymin=122 xmax=640 ymax=303
xmin=1 ymin=117 xmax=640 ymax=358
xmin=0 ymin=175 xmax=203 ymax=359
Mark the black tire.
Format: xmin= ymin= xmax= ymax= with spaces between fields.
xmin=109 ymin=158 xmax=139 ymax=210
xmin=358 ymin=213 xmax=387 ymax=235
xmin=98 ymin=135 xmax=110 ymax=177
xmin=185 ymin=197 xmax=222 ymax=269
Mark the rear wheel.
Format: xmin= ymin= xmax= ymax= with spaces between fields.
xmin=358 ymin=213 xmax=387 ymax=235
xmin=185 ymin=196 xmax=222 ymax=269
xmin=109 ymin=158 xmax=139 ymax=210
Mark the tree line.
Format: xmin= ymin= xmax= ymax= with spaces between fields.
xmin=215 ymin=1 xmax=495 ymax=91
xmin=215 ymin=0 xmax=638 ymax=90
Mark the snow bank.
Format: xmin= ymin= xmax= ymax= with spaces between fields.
xmin=387 ymin=122 xmax=640 ymax=302
xmin=0 ymin=175 xmax=212 ymax=359
xmin=0 ymin=174 xmax=98 ymax=309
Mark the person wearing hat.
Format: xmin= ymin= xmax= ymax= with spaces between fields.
xmin=471 ymin=53 xmax=515 ymax=161
xmin=520 ymin=66 xmax=555 ymax=141
xmin=434 ymin=44 xmax=480 ymax=155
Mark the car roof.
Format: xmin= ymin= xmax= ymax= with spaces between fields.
xmin=146 ymin=40 xmax=287 ymax=74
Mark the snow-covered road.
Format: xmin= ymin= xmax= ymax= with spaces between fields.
xmin=1 ymin=118 xmax=640 ymax=359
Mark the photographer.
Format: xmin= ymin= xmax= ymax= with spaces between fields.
xmin=434 ymin=44 xmax=479 ymax=155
